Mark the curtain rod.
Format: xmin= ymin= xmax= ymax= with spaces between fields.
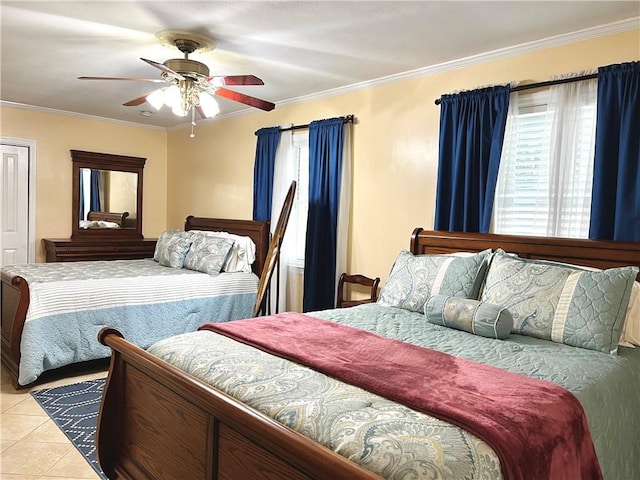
xmin=280 ymin=113 xmax=355 ymax=132
xmin=433 ymin=73 xmax=598 ymax=105
xmin=255 ymin=114 xmax=355 ymax=135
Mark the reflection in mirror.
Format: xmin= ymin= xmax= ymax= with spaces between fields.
xmin=71 ymin=150 xmax=145 ymax=240
xmin=78 ymin=169 xmax=138 ymax=229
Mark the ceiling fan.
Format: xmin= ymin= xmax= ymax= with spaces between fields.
xmin=79 ymin=30 xmax=275 ymax=120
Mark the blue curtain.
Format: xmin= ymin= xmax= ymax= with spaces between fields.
xmin=434 ymin=85 xmax=510 ymax=232
xmin=252 ymin=127 xmax=281 ymax=221
xmin=89 ymin=169 xmax=101 ymax=212
xmin=589 ymin=61 xmax=640 ymax=241
xmin=303 ymin=117 xmax=345 ymax=312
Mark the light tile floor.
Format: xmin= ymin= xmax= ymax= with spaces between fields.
xmin=0 ymin=366 xmax=107 ymax=480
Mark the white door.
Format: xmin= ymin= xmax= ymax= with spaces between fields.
xmin=1 ymin=144 xmax=30 ymax=266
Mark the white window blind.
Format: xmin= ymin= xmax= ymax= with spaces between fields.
xmin=493 ymin=79 xmax=597 ymax=238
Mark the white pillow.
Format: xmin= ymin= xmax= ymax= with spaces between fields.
xmin=188 ymin=230 xmax=256 ymax=273
xmin=619 ymin=281 xmax=640 ymax=348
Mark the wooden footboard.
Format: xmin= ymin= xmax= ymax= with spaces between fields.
xmin=97 ymin=329 xmax=380 ymax=480
xmin=1 ymin=270 xmax=30 ymax=388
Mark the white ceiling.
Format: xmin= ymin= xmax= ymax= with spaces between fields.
xmin=1 ymin=1 xmax=639 ymax=128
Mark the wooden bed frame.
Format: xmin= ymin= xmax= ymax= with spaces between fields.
xmin=0 ymin=217 xmax=270 ymax=389
xmin=87 ymin=211 xmax=130 ymax=226
xmin=96 ymin=230 xmax=640 ymax=480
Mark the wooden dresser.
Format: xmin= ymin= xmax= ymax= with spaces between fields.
xmin=43 ymin=238 xmax=157 ymax=262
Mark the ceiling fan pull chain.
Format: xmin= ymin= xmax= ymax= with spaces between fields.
xmin=190 ymin=108 xmax=196 ymax=138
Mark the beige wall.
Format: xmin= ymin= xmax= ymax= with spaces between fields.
xmin=1 ymin=29 xmax=637 ymax=274
xmin=0 ymin=108 xmax=168 ymax=262
xmin=106 ymin=171 xmax=138 ymax=214
xmin=166 ymin=29 xmax=640 ymax=286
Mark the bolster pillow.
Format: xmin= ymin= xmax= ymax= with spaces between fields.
xmin=425 ymin=295 xmax=513 ymax=339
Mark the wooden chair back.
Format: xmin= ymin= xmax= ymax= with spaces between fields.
xmin=336 ymin=273 xmax=380 ymax=308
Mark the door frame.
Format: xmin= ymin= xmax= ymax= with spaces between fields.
xmin=1 ymin=137 xmax=37 ymax=263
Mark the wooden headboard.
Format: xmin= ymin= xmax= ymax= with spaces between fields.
xmin=87 ymin=211 xmax=129 ymax=226
xmin=184 ymin=216 xmax=270 ymax=276
xmin=411 ymin=229 xmax=640 ymax=280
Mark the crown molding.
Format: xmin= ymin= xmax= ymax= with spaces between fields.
xmin=0 ymin=101 xmax=166 ymax=131
xmin=276 ymin=16 xmax=640 ymax=108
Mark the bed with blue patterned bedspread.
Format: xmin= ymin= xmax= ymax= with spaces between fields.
xmin=1 ymin=259 xmax=257 ymax=386
xmin=148 ymin=303 xmax=640 ymax=480
xmin=93 ymin=230 xmax=640 ymax=480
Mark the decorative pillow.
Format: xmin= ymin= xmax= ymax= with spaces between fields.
xmin=377 ymin=249 xmax=491 ymax=313
xmin=153 ymin=230 xmax=193 ymax=269
xmin=540 ymin=262 xmax=640 ymax=348
xmin=189 ymin=230 xmax=256 ymax=273
xmin=480 ymin=249 xmax=638 ymax=354
xmin=425 ymin=295 xmax=513 ymax=339
xmin=184 ymin=234 xmax=235 ymax=275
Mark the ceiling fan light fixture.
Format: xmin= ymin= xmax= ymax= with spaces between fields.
xmin=163 ymin=85 xmax=181 ymax=107
xmin=146 ymin=88 xmax=166 ymax=110
xmin=198 ymin=92 xmax=220 ymax=118
xmin=161 ymin=85 xmax=188 ymax=116
xmin=171 ymin=104 xmax=189 ymax=117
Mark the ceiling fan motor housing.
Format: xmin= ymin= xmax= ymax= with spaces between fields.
xmin=164 ymin=58 xmax=210 ymax=77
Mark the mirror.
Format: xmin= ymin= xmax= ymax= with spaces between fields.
xmin=71 ymin=150 xmax=145 ymax=240
xmin=78 ymin=168 xmax=138 ymax=228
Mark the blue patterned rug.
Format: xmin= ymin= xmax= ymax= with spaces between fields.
xmin=31 ymin=378 xmax=107 ymax=479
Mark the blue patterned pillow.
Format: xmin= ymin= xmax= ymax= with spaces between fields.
xmin=153 ymin=230 xmax=193 ymax=269
xmin=480 ymin=249 xmax=638 ymax=353
xmin=425 ymin=295 xmax=513 ymax=339
xmin=184 ymin=234 xmax=235 ymax=275
xmin=378 ymin=249 xmax=491 ymax=313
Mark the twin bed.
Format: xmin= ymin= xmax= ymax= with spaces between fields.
xmin=96 ymin=229 xmax=640 ymax=480
xmin=0 ymin=216 xmax=270 ymax=388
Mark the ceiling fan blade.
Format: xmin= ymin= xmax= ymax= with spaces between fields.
xmin=123 ymin=93 xmax=153 ymax=107
xmin=78 ymin=76 xmax=166 ymax=83
xmin=207 ymin=75 xmax=264 ymax=86
xmin=213 ymin=87 xmax=275 ymax=111
xmin=140 ymin=57 xmax=185 ymax=80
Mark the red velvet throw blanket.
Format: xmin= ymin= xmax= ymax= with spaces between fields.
xmin=200 ymin=313 xmax=602 ymax=480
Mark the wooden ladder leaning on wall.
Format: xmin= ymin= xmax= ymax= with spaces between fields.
xmin=252 ymin=180 xmax=297 ymax=317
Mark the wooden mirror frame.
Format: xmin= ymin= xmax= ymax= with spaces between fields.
xmin=71 ymin=150 xmax=145 ymax=240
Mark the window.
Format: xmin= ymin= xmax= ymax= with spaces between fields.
xmin=288 ymin=131 xmax=309 ymax=268
xmin=81 ymin=168 xmax=91 ymax=220
xmin=493 ymin=80 xmax=597 ymax=238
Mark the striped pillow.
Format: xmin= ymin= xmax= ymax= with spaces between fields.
xmin=425 ymin=295 xmax=513 ymax=339
xmin=480 ymin=249 xmax=638 ymax=354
